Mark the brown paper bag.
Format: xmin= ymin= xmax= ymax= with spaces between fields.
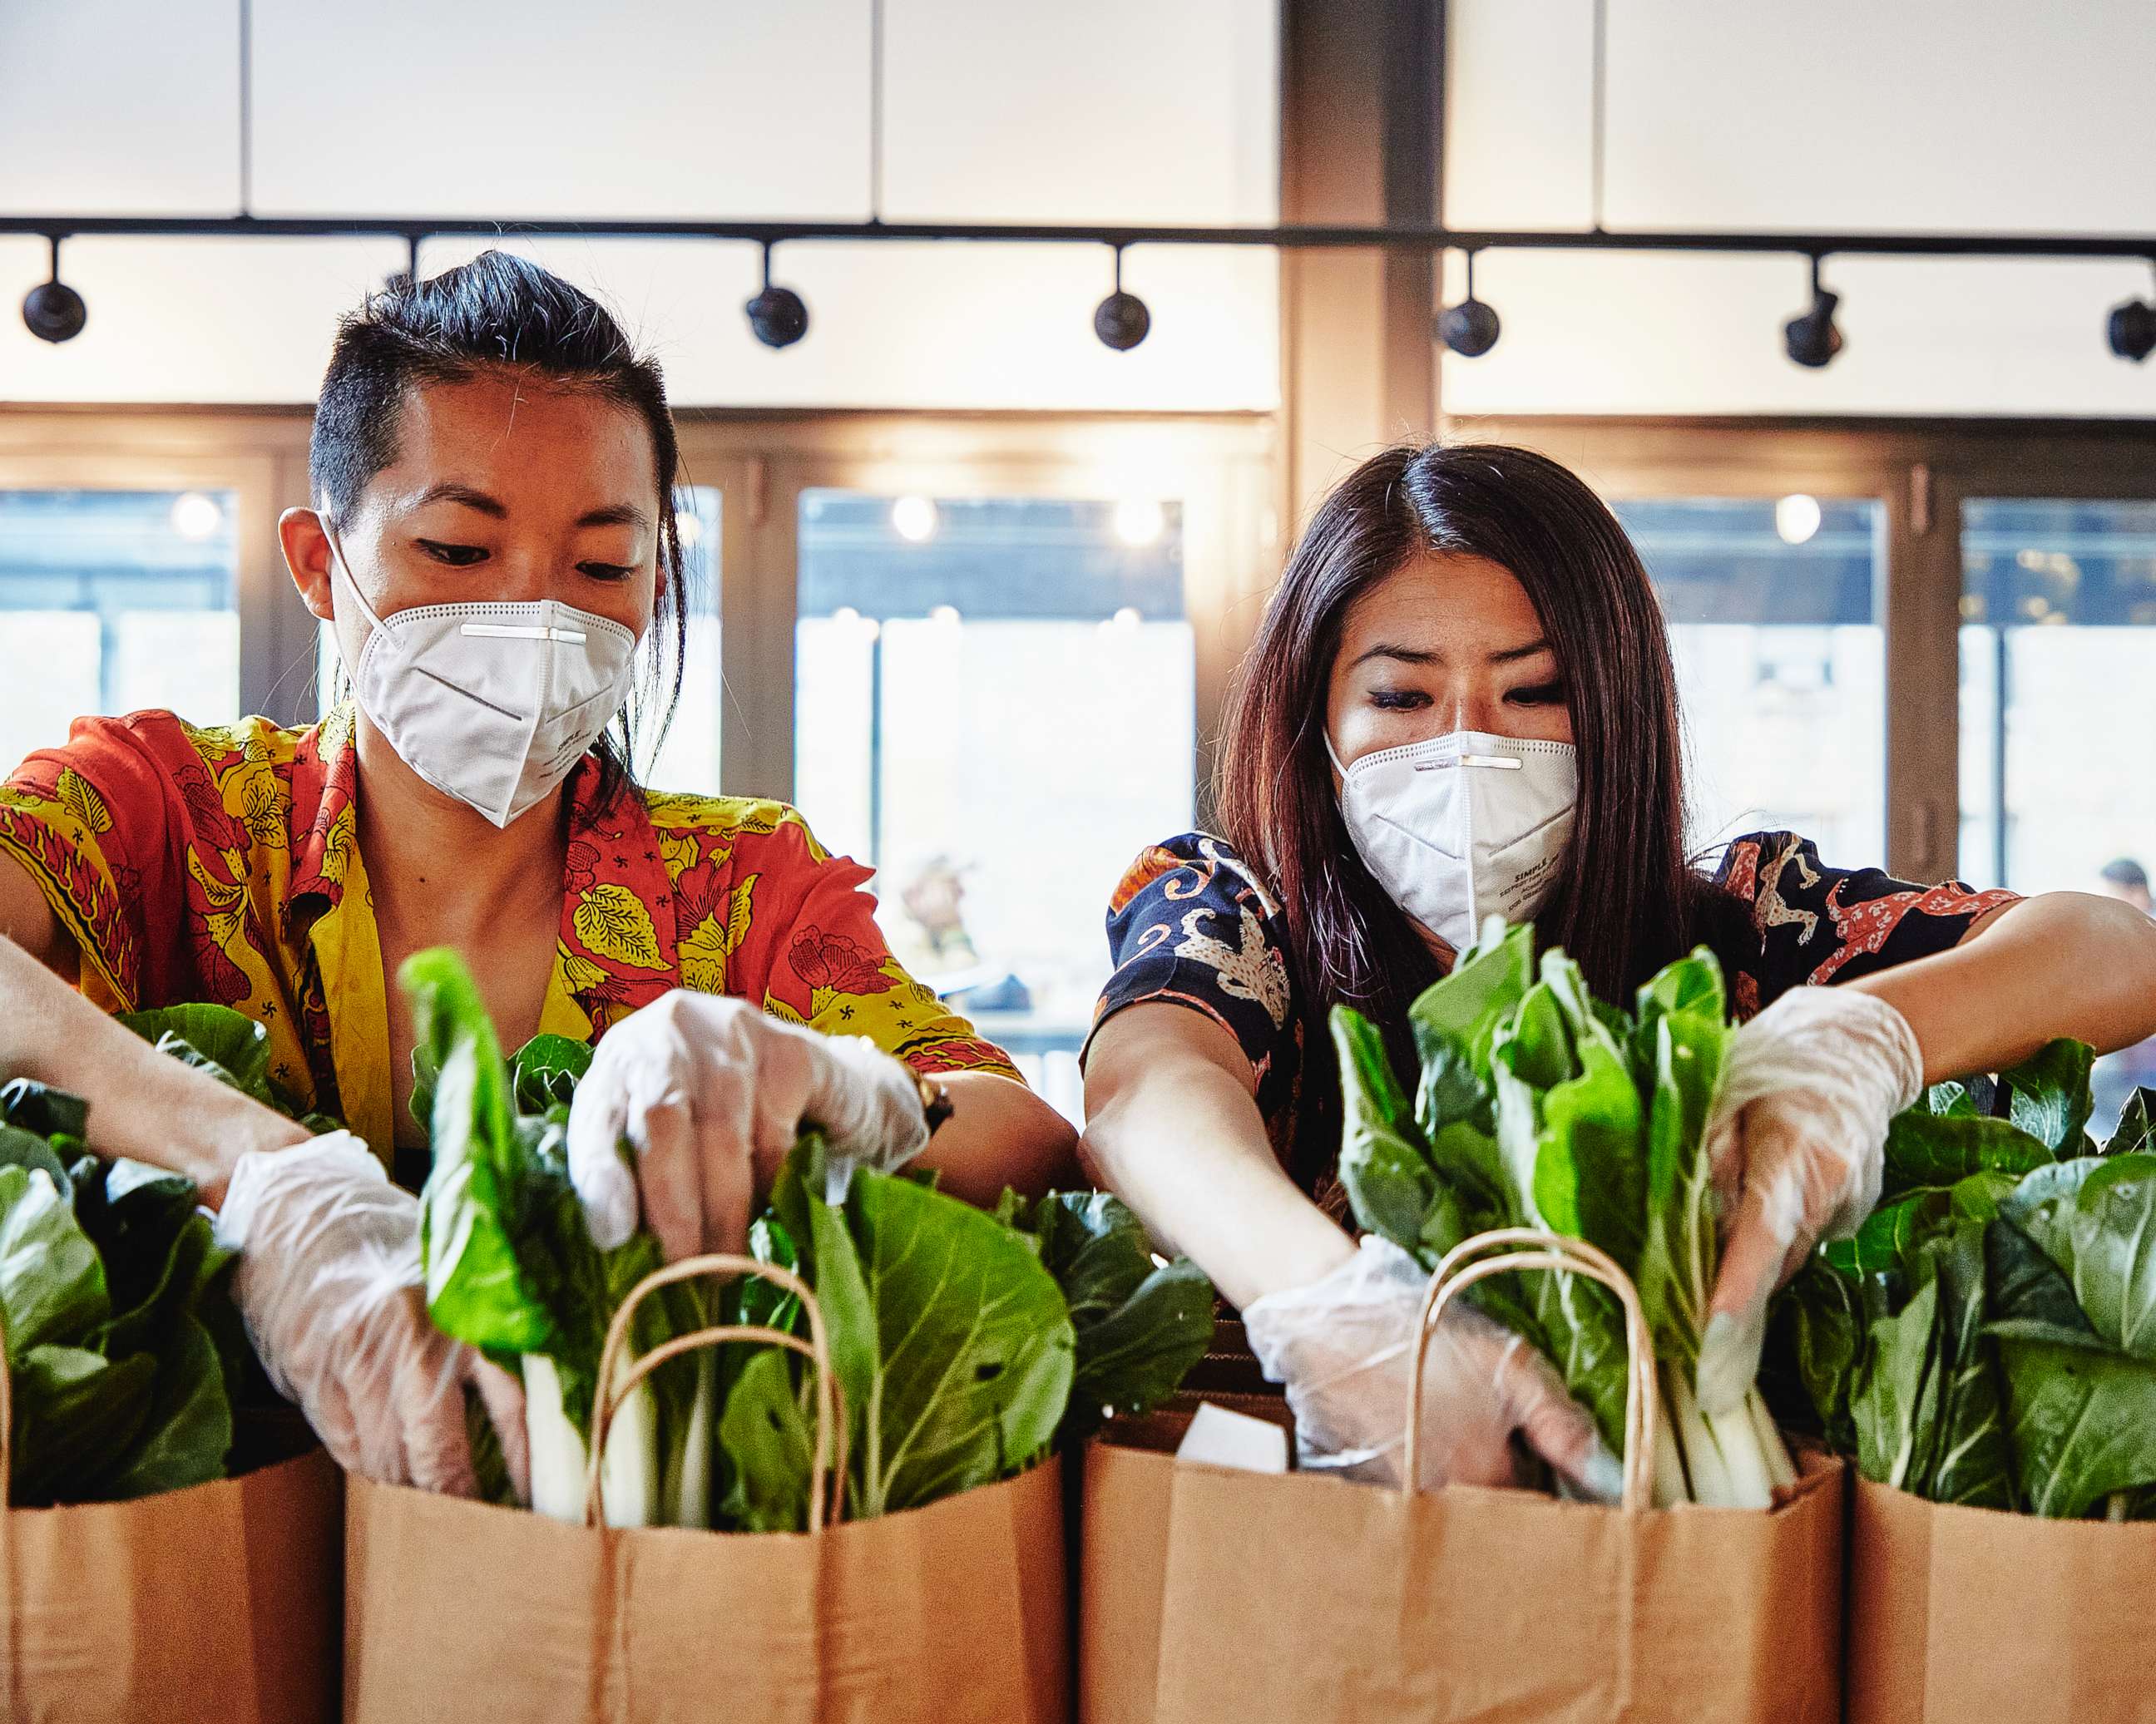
xmin=1846 ymin=1473 xmax=2156 ymax=1723
xmin=1080 ymin=1229 xmax=1845 ymax=1724
xmin=344 ymin=1252 xmax=1066 ymax=1724
xmin=0 ymin=1357 xmax=343 ymax=1724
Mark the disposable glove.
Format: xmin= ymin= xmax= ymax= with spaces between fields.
xmin=1694 ymin=985 xmax=1923 ymax=1412
xmin=214 ymin=1131 xmax=530 ymax=1498
xmin=1244 ymin=1236 xmax=1623 ymax=1499
xmin=566 ymin=989 xmax=930 ymax=1262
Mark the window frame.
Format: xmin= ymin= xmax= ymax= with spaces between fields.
xmin=1444 ymin=414 xmax=2156 ymax=881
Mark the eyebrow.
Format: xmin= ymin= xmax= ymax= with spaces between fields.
xmin=1351 ymin=637 xmax=1553 ymax=669
xmin=411 ymin=483 xmax=651 ymax=533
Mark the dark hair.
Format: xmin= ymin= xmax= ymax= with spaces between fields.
xmin=1217 ymin=441 xmax=1751 ymax=1186
xmin=2103 ymin=857 xmax=2149 ymax=892
xmin=309 ymin=249 xmax=688 ymax=803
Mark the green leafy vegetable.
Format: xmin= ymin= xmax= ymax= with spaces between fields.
xmin=1334 ymin=921 xmax=1789 ymax=1507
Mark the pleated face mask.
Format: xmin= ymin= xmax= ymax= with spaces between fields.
xmin=326 ymin=531 xmax=639 ymax=827
xmin=1330 ymin=729 xmax=1579 ymax=952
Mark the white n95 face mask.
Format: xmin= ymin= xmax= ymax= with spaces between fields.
xmin=327 ymin=532 xmax=638 ymax=827
xmin=1331 ymin=729 xmax=1578 ymax=952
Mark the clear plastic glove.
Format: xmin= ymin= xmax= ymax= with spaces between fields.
xmin=1694 ymin=985 xmax=1923 ymax=1412
xmin=566 ymin=990 xmax=930 ymax=1262
xmin=1244 ymin=1236 xmax=1623 ymax=1499
xmin=214 ymin=1131 xmax=530 ymax=1498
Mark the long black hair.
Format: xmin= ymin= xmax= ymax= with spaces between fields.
xmin=309 ymin=249 xmax=688 ymax=803
xmin=1217 ymin=442 xmax=1753 ymax=1187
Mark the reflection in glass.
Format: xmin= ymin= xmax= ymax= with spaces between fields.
xmin=1958 ymin=498 xmax=2156 ymax=1132
xmin=795 ymin=494 xmax=1196 ymax=1121
xmin=1613 ymin=496 xmax=1886 ymax=868
xmin=0 ymin=490 xmax=240 ymax=771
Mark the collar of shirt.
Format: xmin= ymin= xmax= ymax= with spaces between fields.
xmin=283 ymin=705 xmax=681 ymax=1151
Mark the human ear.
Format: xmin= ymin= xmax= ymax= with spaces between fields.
xmin=278 ymin=506 xmax=335 ymax=622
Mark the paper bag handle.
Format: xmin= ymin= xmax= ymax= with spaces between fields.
xmin=1404 ymin=1227 xmax=1656 ymax=1514
xmin=586 ymin=1252 xmax=846 ymax=1534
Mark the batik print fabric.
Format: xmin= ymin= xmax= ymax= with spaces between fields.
xmin=1086 ymin=833 xmax=1303 ymax=1162
xmin=0 ymin=705 xmax=1016 ymax=1162
xmin=1712 ymin=830 xmax=2017 ymax=1017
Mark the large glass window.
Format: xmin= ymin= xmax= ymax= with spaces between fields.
xmin=1959 ymin=497 xmax=2156 ymax=1131
xmin=794 ymin=493 xmax=1195 ymax=1121
xmin=640 ymin=487 xmax=723 ymax=793
xmin=1614 ymin=496 xmax=1886 ymax=868
xmin=0 ymin=488 xmax=240 ymax=772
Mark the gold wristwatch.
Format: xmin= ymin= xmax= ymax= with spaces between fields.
xmin=915 ymin=1072 xmax=955 ymax=1135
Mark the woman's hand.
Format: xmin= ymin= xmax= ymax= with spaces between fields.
xmin=1694 ymin=986 xmax=1923 ymax=1412
xmin=565 ymin=990 xmax=930 ymax=1262
xmin=1244 ymin=1236 xmax=1623 ymax=1499
xmin=215 ymin=1132 xmax=530 ymax=1497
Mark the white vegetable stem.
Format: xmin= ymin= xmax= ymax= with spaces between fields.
xmin=520 ymin=1351 xmax=662 ymax=1529
xmin=1659 ymin=1370 xmax=1787 ymax=1509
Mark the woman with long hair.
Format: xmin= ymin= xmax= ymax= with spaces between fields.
xmin=1081 ymin=441 xmax=2156 ymax=1492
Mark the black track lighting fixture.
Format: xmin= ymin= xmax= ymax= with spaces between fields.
xmin=2107 ymin=262 xmax=2156 ymax=363
xmin=744 ymin=242 xmax=809 ymax=348
xmin=1093 ymin=245 xmax=1150 ymax=351
xmin=22 ymin=235 xmax=87 ymax=344
xmin=1784 ymin=254 xmax=1844 ymax=369
xmin=1436 ymin=249 xmax=1501 ymax=358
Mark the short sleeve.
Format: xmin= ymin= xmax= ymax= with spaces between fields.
xmin=0 ymin=714 xmax=195 ymax=1009
xmin=1713 ymin=830 xmax=2020 ymax=1015
xmin=1082 ymin=833 xmax=1301 ymax=1129
xmin=724 ymin=813 xmax=1021 ymax=1081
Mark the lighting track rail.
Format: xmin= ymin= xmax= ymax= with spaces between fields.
xmin=8 ymin=215 xmax=2156 ymax=361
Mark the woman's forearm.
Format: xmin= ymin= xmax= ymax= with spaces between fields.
xmin=1081 ymin=1005 xmax=1353 ymax=1312
xmin=1848 ymin=892 xmax=2156 ymax=1084
xmin=912 ymin=1069 xmax=1081 ymax=1208
xmin=0 ymin=933 xmax=308 ymax=1203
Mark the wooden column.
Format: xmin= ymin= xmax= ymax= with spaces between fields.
xmin=1278 ymin=0 xmax=1445 ymax=536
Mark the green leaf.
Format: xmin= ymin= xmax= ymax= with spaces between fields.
xmin=2003 ymin=1153 xmax=2156 ymax=1360
xmin=9 ymin=1344 xmax=157 ymax=1505
xmin=2106 ymin=1089 xmax=2156 ymax=1157
xmin=0 ymin=1164 xmax=108 ymax=1361
xmin=1993 ymin=1334 xmax=2156 ymax=1519
xmin=1769 ymin=1262 xmax=1865 ymax=1454
xmin=1920 ymin=1223 xmax=2016 ymax=1509
xmin=1016 ymin=1191 xmax=1215 ymax=1432
xmin=1635 ymin=1009 xmax=1728 ymax=1370
xmin=717 ymin=1346 xmax=817 ymax=1532
xmin=116 ymin=1004 xmax=278 ymax=1107
xmin=1530 ymin=1033 xmax=1646 ymax=1277
xmin=1853 ymin=1275 xmax=1942 ymax=1493
xmin=1999 ymin=1039 xmax=2096 ymax=1157
xmin=1406 ymin=921 xmax=1534 ymax=1087
xmin=1880 ymin=1112 xmax=2058 ymax=1201
xmin=93 ymin=1315 xmax=232 ymax=1499
xmin=781 ymin=1146 xmax=1075 ymax=1520
xmin=510 ymin=1035 xmax=595 ymax=1114
xmin=407 ymin=950 xmax=555 ymax=1358
xmin=1925 ymin=1081 xmax=1980 ymax=1119
xmin=0 ymin=1124 xmax=75 ymax=1191
xmin=1333 ymin=1005 xmax=1439 ymax=1257
xmin=0 ymin=1079 xmax=88 ymax=1141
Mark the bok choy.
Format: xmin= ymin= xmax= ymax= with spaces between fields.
xmin=1333 ymin=921 xmax=1794 ymax=1508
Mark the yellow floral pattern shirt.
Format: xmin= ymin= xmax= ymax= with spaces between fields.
xmin=0 ymin=705 xmax=1018 ymax=1160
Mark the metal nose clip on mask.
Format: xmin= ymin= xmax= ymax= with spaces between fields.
xmin=1329 ymin=729 xmax=1579 ymax=952
xmin=326 ymin=532 xmax=639 ymax=828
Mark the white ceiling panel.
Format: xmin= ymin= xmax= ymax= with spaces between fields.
xmin=0 ymin=0 xmax=242 ymax=214
xmin=247 ymin=0 xmax=873 ymax=220
xmin=1605 ymin=0 xmax=2156 ymax=234
xmin=880 ymin=0 xmax=1278 ymax=223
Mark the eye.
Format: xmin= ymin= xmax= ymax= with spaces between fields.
xmin=417 ymin=539 xmax=487 ymax=567
xmin=1507 ymin=680 xmax=1568 ymax=707
xmin=577 ymin=561 xmax=636 ymax=583
xmin=1369 ymin=689 xmax=1432 ymax=712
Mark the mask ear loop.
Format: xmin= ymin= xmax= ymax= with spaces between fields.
xmin=319 ymin=519 xmax=393 ymax=640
